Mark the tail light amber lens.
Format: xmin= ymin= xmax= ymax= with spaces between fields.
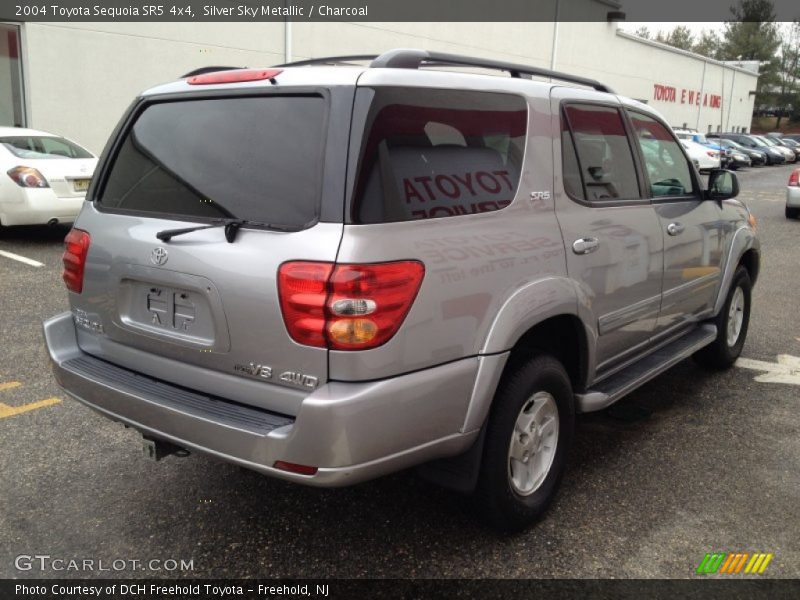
xmin=278 ymin=261 xmax=425 ymax=350
xmin=62 ymin=229 xmax=91 ymax=293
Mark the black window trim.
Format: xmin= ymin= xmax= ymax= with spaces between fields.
xmin=622 ymin=107 xmax=704 ymax=204
xmin=91 ymin=86 xmax=342 ymax=231
xmin=559 ymin=100 xmax=650 ymax=208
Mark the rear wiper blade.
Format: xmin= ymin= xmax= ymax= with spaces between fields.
xmin=156 ymin=218 xmax=299 ymax=243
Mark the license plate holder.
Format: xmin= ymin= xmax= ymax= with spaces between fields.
xmin=71 ymin=178 xmax=91 ymax=192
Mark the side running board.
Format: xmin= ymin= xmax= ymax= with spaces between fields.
xmin=576 ymin=324 xmax=718 ymax=413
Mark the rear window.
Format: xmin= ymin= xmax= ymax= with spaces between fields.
xmin=350 ymin=87 xmax=527 ymax=223
xmin=99 ymin=95 xmax=327 ymax=228
xmin=1 ymin=136 xmax=93 ymax=159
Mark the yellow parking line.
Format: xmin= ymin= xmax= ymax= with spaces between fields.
xmin=0 ymin=381 xmax=22 ymax=392
xmin=0 ymin=397 xmax=62 ymax=419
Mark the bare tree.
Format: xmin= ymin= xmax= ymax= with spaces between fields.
xmin=775 ymin=21 xmax=800 ymax=128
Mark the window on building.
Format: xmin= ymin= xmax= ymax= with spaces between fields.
xmin=561 ymin=104 xmax=640 ymax=202
xmin=0 ymin=24 xmax=25 ymax=127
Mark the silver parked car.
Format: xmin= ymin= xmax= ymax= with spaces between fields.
xmin=44 ymin=50 xmax=760 ymax=531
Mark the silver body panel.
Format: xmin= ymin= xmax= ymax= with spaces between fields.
xmin=44 ymin=59 xmax=760 ymax=486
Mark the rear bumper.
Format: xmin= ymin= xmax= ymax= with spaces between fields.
xmin=44 ymin=312 xmax=480 ymax=487
xmin=0 ymin=188 xmax=84 ymax=226
xmin=787 ymin=186 xmax=800 ymax=208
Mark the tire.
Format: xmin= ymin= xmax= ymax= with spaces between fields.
xmin=475 ymin=354 xmax=575 ymax=532
xmin=693 ymin=266 xmax=752 ymax=370
xmin=786 ymin=206 xmax=800 ymax=219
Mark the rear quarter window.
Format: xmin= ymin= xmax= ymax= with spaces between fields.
xmin=350 ymin=88 xmax=527 ymax=224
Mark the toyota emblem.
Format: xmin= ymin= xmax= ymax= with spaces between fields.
xmin=150 ymin=247 xmax=169 ymax=266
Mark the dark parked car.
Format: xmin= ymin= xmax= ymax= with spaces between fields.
xmin=713 ymin=138 xmax=756 ymax=169
xmin=717 ymin=138 xmax=767 ymax=167
xmin=767 ymin=132 xmax=800 ymax=143
xmin=710 ymin=133 xmax=785 ymax=165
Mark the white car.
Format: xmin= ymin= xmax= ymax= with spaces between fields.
xmin=0 ymin=127 xmax=97 ymax=227
xmin=680 ymin=139 xmax=721 ymax=171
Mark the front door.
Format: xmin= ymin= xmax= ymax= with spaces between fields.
xmin=625 ymin=109 xmax=724 ymax=335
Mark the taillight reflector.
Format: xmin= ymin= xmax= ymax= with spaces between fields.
xmin=273 ymin=461 xmax=318 ymax=476
xmin=278 ymin=261 xmax=425 ymax=351
xmin=789 ymin=170 xmax=800 ymax=187
xmin=187 ymin=68 xmax=282 ymax=85
xmin=62 ymin=228 xmax=91 ymax=293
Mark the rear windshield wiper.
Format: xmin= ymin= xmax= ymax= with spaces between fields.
xmin=156 ymin=218 xmax=299 ymax=243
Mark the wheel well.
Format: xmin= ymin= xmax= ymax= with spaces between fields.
xmin=738 ymin=249 xmax=760 ymax=286
xmin=507 ymin=315 xmax=588 ymax=391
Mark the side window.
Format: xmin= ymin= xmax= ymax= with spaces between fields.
xmin=562 ymin=104 xmax=640 ymax=202
xmin=351 ymin=87 xmax=527 ymax=223
xmin=628 ymin=111 xmax=695 ymax=197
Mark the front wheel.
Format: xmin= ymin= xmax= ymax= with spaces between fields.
xmin=694 ymin=266 xmax=752 ymax=369
xmin=786 ymin=206 xmax=800 ymax=219
xmin=475 ymin=354 xmax=574 ymax=532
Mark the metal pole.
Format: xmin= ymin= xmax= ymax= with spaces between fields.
xmin=284 ymin=19 xmax=293 ymax=63
xmin=550 ymin=0 xmax=560 ymax=71
xmin=696 ymin=60 xmax=707 ymax=130
xmin=725 ymin=66 xmax=737 ymax=132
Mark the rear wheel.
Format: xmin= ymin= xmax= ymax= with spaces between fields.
xmin=786 ymin=206 xmax=800 ymax=219
xmin=475 ymin=354 xmax=574 ymax=532
xmin=693 ymin=266 xmax=751 ymax=369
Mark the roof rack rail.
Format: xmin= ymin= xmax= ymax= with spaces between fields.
xmin=181 ymin=66 xmax=244 ymax=78
xmin=271 ymin=49 xmax=614 ymax=93
xmin=274 ymin=55 xmax=378 ymax=67
xmin=370 ymin=49 xmax=614 ymax=93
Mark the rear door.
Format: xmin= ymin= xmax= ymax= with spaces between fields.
xmin=551 ymin=88 xmax=663 ymax=375
xmin=70 ymin=88 xmax=352 ymax=412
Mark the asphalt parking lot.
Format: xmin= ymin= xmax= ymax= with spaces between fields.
xmin=1 ymin=163 xmax=798 ymax=580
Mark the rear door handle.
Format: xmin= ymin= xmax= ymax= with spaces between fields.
xmin=667 ymin=222 xmax=685 ymax=236
xmin=572 ymin=237 xmax=599 ymax=255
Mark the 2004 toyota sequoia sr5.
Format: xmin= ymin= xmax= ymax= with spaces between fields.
xmin=44 ymin=49 xmax=759 ymax=530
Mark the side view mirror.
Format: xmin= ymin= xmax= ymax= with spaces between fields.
xmin=706 ymin=168 xmax=739 ymax=201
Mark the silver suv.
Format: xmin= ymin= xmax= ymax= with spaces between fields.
xmin=44 ymin=49 xmax=759 ymax=530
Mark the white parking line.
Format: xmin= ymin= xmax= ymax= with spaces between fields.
xmin=0 ymin=249 xmax=44 ymax=268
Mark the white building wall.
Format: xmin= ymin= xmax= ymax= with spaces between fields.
xmin=18 ymin=18 xmax=758 ymax=154
xmin=23 ymin=22 xmax=285 ymax=152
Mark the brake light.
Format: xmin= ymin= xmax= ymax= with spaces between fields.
xmin=278 ymin=261 xmax=425 ymax=350
xmin=789 ymin=170 xmax=800 ymax=187
xmin=62 ymin=229 xmax=91 ymax=293
xmin=187 ymin=68 xmax=282 ymax=85
xmin=7 ymin=166 xmax=49 ymax=188
xmin=706 ymin=151 xmax=718 ymax=158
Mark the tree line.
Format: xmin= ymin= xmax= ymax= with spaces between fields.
xmin=633 ymin=0 xmax=799 ymax=127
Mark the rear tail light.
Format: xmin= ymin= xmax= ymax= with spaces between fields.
xmin=7 ymin=166 xmax=49 ymax=188
xmin=62 ymin=229 xmax=91 ymax=293
xmin=789 ymin=170 xmax=800 ymax=187
xmin=278 ymin=261 xmax=425 ymax=351
xmin=706 ymin=151 xmax=718 ymax=158
xmin=187 ymin=68 xmax=282 ymax=85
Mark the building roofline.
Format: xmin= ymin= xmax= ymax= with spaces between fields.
xmin=615 ymin=29 xmax=760 ymax=77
